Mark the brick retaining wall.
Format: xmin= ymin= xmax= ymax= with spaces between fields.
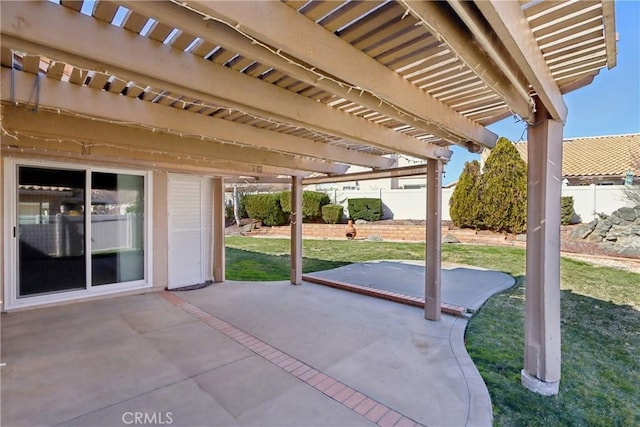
xmin=241 ymin=223 xmax=524 ymax=246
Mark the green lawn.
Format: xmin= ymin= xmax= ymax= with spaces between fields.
xmin=226 ymin=236 xmax=640 ymax=426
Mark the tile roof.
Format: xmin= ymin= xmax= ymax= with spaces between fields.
xmin=513 ymin=134 xmax=640 ymax=177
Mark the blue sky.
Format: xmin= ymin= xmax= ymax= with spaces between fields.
xmin=443 ymin=1 xmax=640 ymax=185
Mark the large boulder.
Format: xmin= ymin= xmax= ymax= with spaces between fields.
xmin=617 ymin=207 xmax=637 ymax=222
xmin=570 ymin=219 xmax=597 ymax=239
xmin=593 ymin=219 xmax=613 ymax=237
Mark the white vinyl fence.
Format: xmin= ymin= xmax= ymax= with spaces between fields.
xmin=323 ymin=185 xmax=633 ymax=223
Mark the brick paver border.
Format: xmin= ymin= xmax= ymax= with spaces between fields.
xmin=161 ymin=291 xmax=424 ymax=427
xmin=301 ymin=275 xmax=467 ymax=317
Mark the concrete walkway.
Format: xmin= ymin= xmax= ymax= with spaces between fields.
xmin=1 ymin=265 xmax=513 ymax=427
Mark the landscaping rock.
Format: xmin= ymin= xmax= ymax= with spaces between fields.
xmin=617 ymin=207 xmax=637 ymax=222
xmin=587 ymin=233 xmax=604 ymax=243
xmin=617 ymin=234 xmax=640 ymax=248
xmin=516 ymin=234 xmax=527 ymax=242
xmin=366 ymin=234 xmax=383 ymax=242
xmin=355 ymin=219 xmax=368 ymax=225
xmin=609 ymin=214 xmax=622 ymax=225
xmin=570 ymin=219 xmax=597 ymax=239
xmin=443 ymin=234 xmax=460 ymax=244
xmin=593 ymin=219 xmax=613 ymax=237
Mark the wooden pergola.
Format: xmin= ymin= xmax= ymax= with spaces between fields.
xmin=0 ymin=0 xmax=616 ymax=395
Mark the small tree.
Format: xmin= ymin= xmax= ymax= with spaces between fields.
xmin=480 ymin=137 xmax=528 ymax=234
xmin=561 ymin=196 xmax=576 ymax=225
xmin=449 ymin=160 xmax=483 ymax=229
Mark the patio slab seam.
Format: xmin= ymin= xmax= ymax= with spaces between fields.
xmin=161 ymin=291 xmax=426 ymax=427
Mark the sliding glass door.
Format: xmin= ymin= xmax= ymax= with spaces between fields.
xmin=91 ymin=172 xmax=144 ymax=286
xmin=15 ymin=165 xmax=146 ymax=299
xmin=18 ymin=167 xmax=87 ymax=296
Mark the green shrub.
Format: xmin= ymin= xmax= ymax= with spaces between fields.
xmin=480 ymin=137 xmax=528 ymax=234
xmin=450 ymin=160 xmax=483 ymax=229
xmin=237 ymin=194 xmax=248 ymax=219
xmin=561 ymin=196 xmax=576 ymax=225
xmin=348 ymin=198 xmax=382 ymax=221
xmin=322 ymin=204 xmax=344 ymax=224
xmin=280 ymin=190 xmax=330 ymax=222
xmin=244 ymin=193 xmax=288 ymax=226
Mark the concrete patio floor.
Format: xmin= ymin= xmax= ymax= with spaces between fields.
xmin=1 ymin=272 xmax=504 ymax=427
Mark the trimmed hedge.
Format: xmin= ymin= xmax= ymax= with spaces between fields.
xmin=348 ymin=198 xmax=382 ymax=221
xmin=280 ymin=190 xmax=330 ymax=222
xmin=561 ymin=196 xmax=576 ymax=225
xmin=244 ymin=193 xmax=288 ymax=226
xmin=322 ymin=204 xmax=344 ymax=224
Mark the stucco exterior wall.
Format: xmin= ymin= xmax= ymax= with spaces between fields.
xmin=152 ymin=171 xmax=169 ymax=290
xmin=0 ymin=153 xmax=209 ymax=310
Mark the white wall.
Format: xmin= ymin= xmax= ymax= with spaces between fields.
xmin=322 ymin=185 xmax=632 ymax=223
xmin=562 ymin=185 xmax=629 ymax=222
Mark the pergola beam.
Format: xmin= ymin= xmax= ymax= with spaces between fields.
xmin=184 ymin=0 xmax=497 ymax=148
xmin=122 ymin=0 xmax=486 ymax=149
xmin=0 ymin=67 xmax=388 ymax=169
xmin=0 ymin=1 xmax=450 ymax=161
xmin=473 ymin=0 xmax=568 ymax=122
xmin=601 ymin=0 xmax=617 ymax=70
xmin=0 ymin=144 xmax=298 ymax=178
xmin=402 ymin=0 xmax=533 ymax=122
xmin=1 ymin=105 xmax=347 ymax=175
xmin=302 ymin=164 xmax=428 ymax=185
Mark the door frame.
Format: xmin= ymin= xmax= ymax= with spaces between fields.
xmin=3 ymin=157 xmax=153 ymax=310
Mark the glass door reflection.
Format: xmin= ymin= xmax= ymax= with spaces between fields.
xmin=91 ymin=172 xmax=144 ymax=286
xmin=18 ymin=167 xmax=86 ymax=297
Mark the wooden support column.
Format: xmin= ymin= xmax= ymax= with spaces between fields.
xmin=212 ymin=177 xmax=225 ymax=283
xmin=290 ymin=176 xmax=303 ymax=285
xmin=425 ymin=159 xmax=443 ymax=321
xmin=522 ymin=100 xmax=563 ymax=395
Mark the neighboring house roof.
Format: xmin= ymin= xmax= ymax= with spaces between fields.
xmin=512 ymin=134 xmax=640 ymax=178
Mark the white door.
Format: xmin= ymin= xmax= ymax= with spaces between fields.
xmin=168 ymin=174 xmax=212 ymax=289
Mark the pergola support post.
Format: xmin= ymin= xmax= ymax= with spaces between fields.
xmin=290 ymin=176 xmax=303 ymax=285
xmin=212 ymin=177 xmax=225 ymax=283
xmin=522 ymin=100 xmax=563 ymax=395
xmin=425 ymin=159 xmax=443 ymax=321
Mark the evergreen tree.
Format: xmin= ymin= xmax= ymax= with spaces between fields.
xmin=449 ymin=160 xmax=483 ymax=229
xmin=480 ymin=137 xmax=528 ymax=234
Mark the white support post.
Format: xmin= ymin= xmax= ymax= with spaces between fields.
xmin=212 ymin=177 xmax=225 ymax=283
xmin=522 ymin=100 xmax=563 ymax=395
xmin=425 ymin=159 xmax=443 ymax=321
xmin=290 ymin=176 xmax=303 ymax=285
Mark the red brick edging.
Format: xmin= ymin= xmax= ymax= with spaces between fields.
xmin=301 ymin=275 xmax=467 ymax=317
xmin=161 ymin=291 xmax=425 ymax=427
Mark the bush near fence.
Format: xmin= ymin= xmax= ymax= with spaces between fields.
xmin=244 ymin=193 xmax=288 ymax=226
xmin=348 ymin=198 xmax=382 ymax=221
xmin=321 ymin=204 xmax=344 ymax=224
xmin=280 ymin=190 xmax=330 ymax=222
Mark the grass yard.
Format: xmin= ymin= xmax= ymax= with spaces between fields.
xmin=226 ymin=236 xmax=640 ymax=426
